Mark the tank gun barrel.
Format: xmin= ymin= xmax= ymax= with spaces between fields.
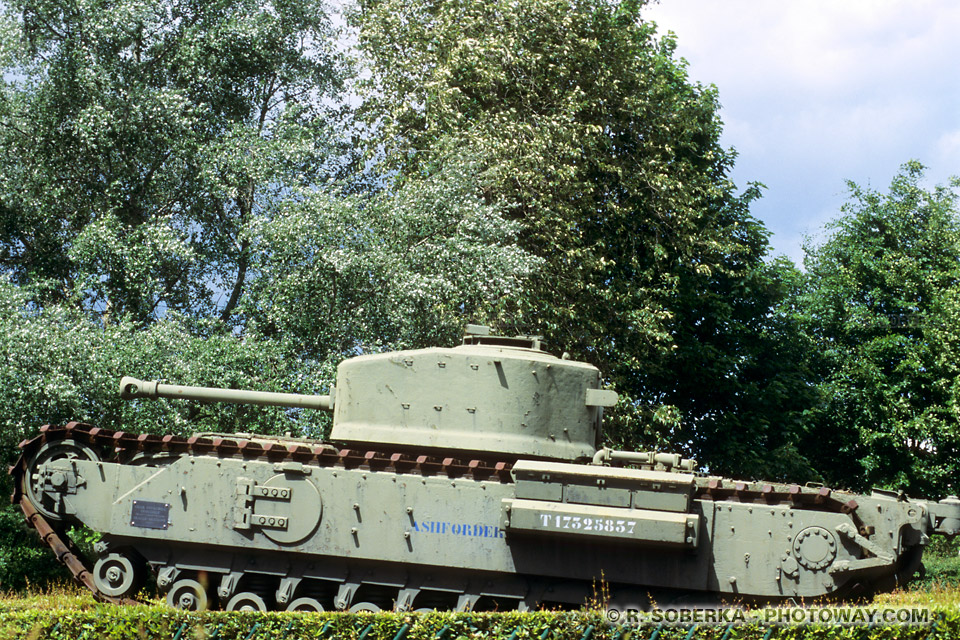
xmin=119 ymin=377 xmax=334 ymax=411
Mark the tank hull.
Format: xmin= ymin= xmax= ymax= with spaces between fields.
xmin=12 ymin=422 xmax=944 ymax=610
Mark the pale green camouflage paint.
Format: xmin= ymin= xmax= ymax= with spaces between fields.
xmin=22 ymin=329 xmax=960 ymax=608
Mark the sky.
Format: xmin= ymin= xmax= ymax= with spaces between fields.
xmin=641 ymin=0 xmax=960 ymax=266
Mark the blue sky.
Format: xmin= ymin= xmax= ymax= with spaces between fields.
xmin=642 ymin=0 xmax=960 ymax=266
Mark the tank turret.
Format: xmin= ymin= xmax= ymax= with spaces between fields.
xmin=121 ymin=326 xmax=619 ymax=461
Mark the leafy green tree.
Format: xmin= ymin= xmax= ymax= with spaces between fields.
xmin=0 ymin=0 xmax=347 ymax=323
xmin=354 ymin=0 xmax=814 ymax=477
xmin=0 ymin=280 xmax=331 ymax=453
xmin=242 ymin=155 xmax=541 ymax=360
xmin=0 ymin=0 xmax=537 ymax=354
xmin=0 ymin=0 xmax=540 ymax=447
xmin=0 ymin=276 xmax=334 ymax=590
xmin=796 ymin=162 xmax=960 ymax=496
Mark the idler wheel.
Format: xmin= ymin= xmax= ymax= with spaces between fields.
xmin=166 ymin=579 xmax=210 ymax=611
xmin=24 ymin=439 xmax=100 ymax=521
xmin=349 ymin=601 xmax=381 ymax=613
xmin=93 ymin=553 xmax=141 ymax=598
xmin=226 ymin=591 xmax=269 ymax=612
xmin=287 ymin=597 xmax=325 ymax=612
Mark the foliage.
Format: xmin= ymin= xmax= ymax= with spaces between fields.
xmin=0 ymin=604 xmax=611 ymax=640
xmin=0 ymin=0 xmax=538 ymax=438
xmin=0 ymin=0 xmax=538 ymax=358
xmin=920 ymin=556 xmax=960 ymax=590
xmin=0 ymin=593 xmax=957 ymax=640
xmin=242 ymin=155 xmax=541 ymax=360
xmin=0 ymin=0 xmax=348 ymax=323
xmin=0 ymin=279 xmax=330 ymax=465
xmin=0 ymin=506 xmax=70 ymax=591
xmin=794 ymin=162 xmax=960 ymax=496
xmin=353 ymin=0 xmax=814 ymax=477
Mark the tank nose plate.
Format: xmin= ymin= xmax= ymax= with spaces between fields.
xmin=792 ymin=526 xmax=837 ymax=571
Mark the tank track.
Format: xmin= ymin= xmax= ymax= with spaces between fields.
xmin=11 ymin=422 xmax=892 ymax=609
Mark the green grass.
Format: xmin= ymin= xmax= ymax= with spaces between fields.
xmin=0 ymin=583 xmax=123 ymax=611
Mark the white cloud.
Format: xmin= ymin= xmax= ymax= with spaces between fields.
xmin=935 ymin=130 xmax=960 ymax=170
xmin=643 ymin=0 xmax=960 ymax=264
xmin=647 ymin=1 xmax=959 ymax=94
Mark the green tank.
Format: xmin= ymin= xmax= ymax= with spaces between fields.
xmin=11 ymin=326 xmax=960 ymax=611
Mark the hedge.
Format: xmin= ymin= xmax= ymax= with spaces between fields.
xmin=0 ymin=605 xmax=954 ymax=640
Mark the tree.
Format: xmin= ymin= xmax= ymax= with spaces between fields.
xmin=0 ymin=0 xmax=542 ymax=445
xmin=0 ymin=0 xmax=348 ymax=324
xmin=242 ymin=155 xmax=541 ymax=360
xmin=795 ymin=162 xmax=960 ymax=496
xmin=0 ymin=279 xmax=331 ymax=450
xmin=354 ymin=0 xmax=814 ymax=477
xmin=0 ymin=0 xmax=545 ymax=588
xmin=0 ymin=0 xmax=538 ymax=352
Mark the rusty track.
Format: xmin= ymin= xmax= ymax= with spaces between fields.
xmin=14 ymin=422 xmax=517 ymax=482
